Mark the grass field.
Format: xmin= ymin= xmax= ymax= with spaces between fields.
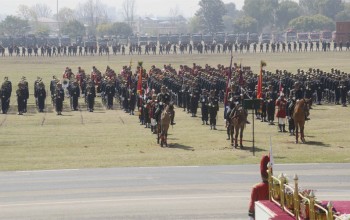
xmin=0 ymin=51 xmax=350 ymax=171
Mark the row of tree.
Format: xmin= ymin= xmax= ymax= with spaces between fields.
xmin=192 ymin=0 xmax=350 ymax=33
xmin=1 ymin=0 xmax=350 ymax=39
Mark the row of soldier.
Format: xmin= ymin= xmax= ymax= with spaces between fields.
xmin=1 ymin=41 xmax=350 ymax=58
xmin=1 ymin=64 xmax=349 ymax=119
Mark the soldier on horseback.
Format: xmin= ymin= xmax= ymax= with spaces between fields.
xmin=156 ymin=86 xmax=175 ymax=125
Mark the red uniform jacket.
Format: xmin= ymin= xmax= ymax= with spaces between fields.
xmin=275 ymin=98 xmax=287 ymax=118
xmin=248 ymin=181 xmax=269 ymax=217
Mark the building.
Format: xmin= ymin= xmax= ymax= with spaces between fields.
xmin=334 ymin=21 xmax=350 ymax=43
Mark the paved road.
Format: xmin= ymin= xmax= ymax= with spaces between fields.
xmin=1 ymin=164 xmax=350 ymax=220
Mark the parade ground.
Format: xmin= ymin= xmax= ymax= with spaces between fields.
xmin=1 ymin=51 xmax=350 ymax=171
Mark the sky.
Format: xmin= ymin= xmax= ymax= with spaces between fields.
xmin=2 ymin=0 xmax=247 ymax=18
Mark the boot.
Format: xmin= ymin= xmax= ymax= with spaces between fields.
xmin=202 ymin=121 xmax=205 ymax=125
xmin=278 ymin=124 xmax=282 ymax=132
xmin=283 ymin=125 xmax=287 ymax=132
xmin=213 ymin=125 xmax=217 ymax=130
xmin=206 ymin=121 xmax=209 ymax=125
xmin=210 ymin=125 xmax=212 ymax=130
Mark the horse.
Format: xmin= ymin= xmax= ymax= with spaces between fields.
xmin=158 ymin=104 xmax=173 ymax=147
xmin=229 ymin=104 xmax=248 ymax=149
xmin=293 ymin=99 xmax=310 ymax=144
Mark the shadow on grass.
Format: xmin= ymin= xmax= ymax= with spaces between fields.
xmin=305 ymin=141 xmax=330 ymax=147
xmin=168 ymin=143 xmax=194 ymax=151
xmin=240 ymin=145 xmax=266 ymax=153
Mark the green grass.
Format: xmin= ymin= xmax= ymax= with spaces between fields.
xmin=0 ymin=51 xmax=350 ymax=171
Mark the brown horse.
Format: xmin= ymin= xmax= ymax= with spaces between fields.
xmin=229 ymin=105 xmax=248 ymax=149
xmin=159 ymin=104 xmax=173 ymax=147
xmin=293 ymin=99 xmax=310 ymax=144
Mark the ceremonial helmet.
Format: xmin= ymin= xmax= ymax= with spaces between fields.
xmin=260 ymin=155 xmax=270 ymax=181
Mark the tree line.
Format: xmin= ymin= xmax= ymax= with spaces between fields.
xmin=1 ymin=0 xmax=350 ymax=39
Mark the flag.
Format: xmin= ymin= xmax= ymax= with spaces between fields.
xmin=257 ymin=60 xmax=266 ymax=99
xmin=269 ymin=136 xmax=275 ymax=170
xmin=224 ymin=55 xmax=233 ymax=106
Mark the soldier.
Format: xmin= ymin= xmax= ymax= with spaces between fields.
xmin=86 ymin=81 xmax=96 ymax=112
xmin=20 ymin=77 xmax=29 ymax=113
xmin=128 ymin=84 xmax=137 ymax=115
xmin=275 ymin=93 xmax=288 ymax=132
xmin=157 ymin=86 xmax=176 ymax=124
xmin=190 ymin=83 xmax=200 ymax=117
xmin=0 ymin=77 xmax=12 ymax=114
xmin=208 ymin=90 xmax=219 ymax=130
xmin=34 ymin=77 xmax=42 ymax=107
xmin=266 ymin=85 xmax=277 ymax=125
xmin=105 ymin=79 xmax=116 ymax=109
xmin=286 ymin=95 xmax=295 ymax=136
xmin=248 ymin=155 xmax=270 ymax=219
xmin=35 ymin=81 xmax=46 ymax=112
xmin=55 ymin=82 xmax=64 ymax=115
xmin=69 ymin=81 xmax=80 ymax=111
xmin=16 ymin=82 xmax=26 ymax=115
xmin=340 ymin=80 xmax=348 ymax=107
xmin=200 ymin=89 xmax=209 ymax=125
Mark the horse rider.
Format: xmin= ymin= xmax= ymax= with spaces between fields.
xmin=275 ymin=93 xmax=288 ymax=132
xmin=157 ymin=86 xmax=176 ymax=125
xmin=290 ymin=82 xmax=310 ymax=120
xmin=0 ymin=77 xmax=12 ymax=114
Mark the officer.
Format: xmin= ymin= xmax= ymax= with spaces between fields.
xmin=105 ymin=79 xmax=116 ymax=109
xmin=16 ymin=82 xmax=26 ymax=115
xmin=275 ymin=93 xmax=288 ymax=132
xmin=190 ymin=83 xmax=200 ymax=117
xmin=266 ymin=85 xmax=277 ymax=125
xmin=69 ymin=81 xmax=80 ymax=111
xmin=200 ymin=89 xmax=209 ymax=125
xmin=157 ymin=85 xmax=176 ymax=125
xmin=20 ymin=77 xmax=29 ymax=113
xmin=208 ymin=90 xmax=219 ymax=130
xmin=35 ymin=81 xmax=46 ymax=112
xmin=0 ymin=77 xmax=12 ymax=114
xmin=86 ymin=81 xmax=96 ymax=112
xmin=55 ymin=82 xmax=65 ymax=115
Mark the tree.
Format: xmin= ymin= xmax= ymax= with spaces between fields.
xmin=97 ymin=22 xmax=133 ymax=36
xmin=17 ymin=4 xmax=37 ymax=21
xmin=243 ymin=0 xmax=278 ymax=32
xmin=0 ymin=16 xmax=30 ymax=36
xmin=57 ymin=7 xmax=76 ymax=24
xmin=299 ymin=0 xmax=344 ymax=19
xmin=224 ymin=2 xmax=239 ymax=19
xmin=75 ymin=0 xmax=109 ymax=35
xmin=31 ymin=3 xmax=52 ymax=18
xmin=188 ymin=16 xmax=201 ymax=33
xmin=195 ymin=0 xmax=226 ymax=33
xmin=276 ymin=0 xmax=301 ymax=30
xmin=288 ymin=14 xmax=334 ymax=32
xmin=122 ymin=0 xmax=136 ymax=27
xmin=233 ymin=16 xmax=258 ymax=33
xmin=60 ymin=20 xmax=86 ymax=38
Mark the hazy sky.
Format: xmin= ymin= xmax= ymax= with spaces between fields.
xmin=2 ymin=0 xmax=247 ymax=18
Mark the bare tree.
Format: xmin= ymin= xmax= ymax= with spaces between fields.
xmin=75 ymin=0 xmax=109 ymax=35
xmin=58 ymin=7 xmax=76 ymax=24
xmin=32 ymin=3 xmax=52 ymax=18
xmin=169 ymin=6 xmax=181 ymax=25
xmin=17 ymin=4 xmax=37 ymax=21
xmin=122 ymin=0 xmax=136 ymax=26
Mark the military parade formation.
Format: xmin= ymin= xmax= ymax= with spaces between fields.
xmin=1 ymin=62 xmax=349 ymax=140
